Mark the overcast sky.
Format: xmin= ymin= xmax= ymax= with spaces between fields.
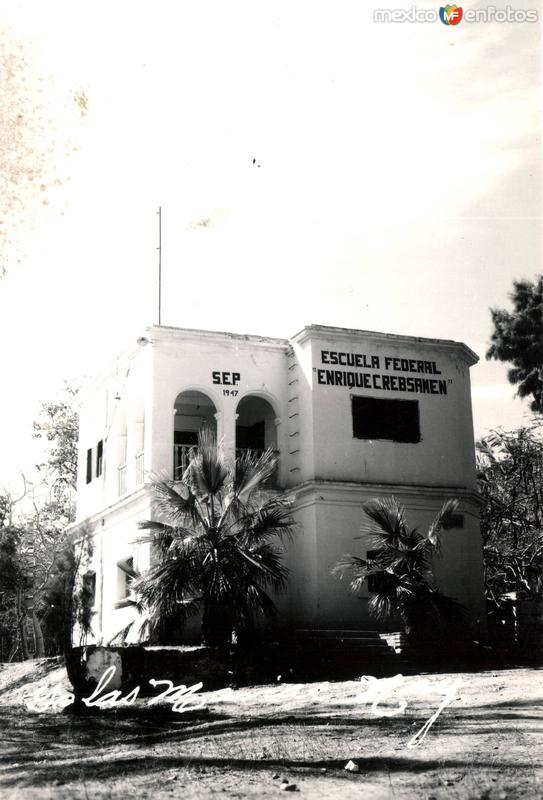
xmin=0 ymin=0 xmax=540 ymax=492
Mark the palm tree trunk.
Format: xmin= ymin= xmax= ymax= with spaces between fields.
xmin=202 ymin=604 xmax=234 ymax=647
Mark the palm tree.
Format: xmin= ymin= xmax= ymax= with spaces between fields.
xmin=132 ymin=428 xmax=295 ymax=647
xmin=333 ymin=497 xmax=465 ymax=640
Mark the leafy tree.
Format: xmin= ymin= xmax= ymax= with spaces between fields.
xmin=33 ymin=381 xmax=79 ymax=497
xmin=38 ymin=543 xmax=77 ymax=655
xmin=333 ymin=497 xmax=465 ymax=641
xmin=0 ymin=494 xmax=32 ymax=659
xmin=0 ymin=384 xmax=80 ymax=659
xmin=133 ymin=428 xmax=295 ymax=646
xmin=477 ymin=422 xmax=543 ymax=604
xmin=28 ymin=382 xmax=79 ymax=651
xmin=487 ymin=275 xmax=543 ymax=412
xmin=39 ymin=530 xmax=95 ymax=654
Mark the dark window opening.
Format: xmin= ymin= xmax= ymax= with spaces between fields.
xmin=366 ymin=549 xmax=398 ymax=594
xmin=442 ymin=513 xmax=464 ymax=530
xmin=96 ymin=440 xmax=103 ymax=478
xmin=86 ymin=448 xmax=93 ymax=484
xmin=174 ymin=430 xmax=199 ymax=446
xmin=352 ymin=396 xmax=420 ymax=443
xmin=236 ymin=420 xmax=265 ymax=450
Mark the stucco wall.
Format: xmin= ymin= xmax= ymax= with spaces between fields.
xmin=76 ymin=341 xmax=152 ymax=521
xmin=74 ymin=491 xmax=152 ymax=646
xmin=284 ymin=483 xmax=485 ymax=636
xmin=296 ymin=327 xmax=477 ymax=490
xmin=149 ymin=327 xmax=290 ymax=486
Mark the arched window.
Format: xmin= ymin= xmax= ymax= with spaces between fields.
xmin=235 ymin=395 xmax=278 ymax=486
xmin=235 ymin=395 xmax=277 ymax=455
xmin=173 ymin=391 xmax=217 ymax=479
xmin=117 ymin=408 xmax=127 ymax=495
xmin=133 ymin=402 xmax=145 ymax=486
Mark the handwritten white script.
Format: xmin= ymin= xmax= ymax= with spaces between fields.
xmin=23 ymin=665 xmax=204 ymax=715
xmin=23 ymin=668 xmax=461 ymax=748
xmin=210 ymin=673 xmax=463 ymax=748
xmin=359 ymin=673 xmax=462 ymax=748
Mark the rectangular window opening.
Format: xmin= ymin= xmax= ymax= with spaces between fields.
xmin=96 ymin=440 xmax=103 ymax=478
xmin=352 ymin=396 xmax=420 ymax=443
xmin=86 ymin=448 xmax=93 ymax=484
xmin=442 ymin=513 xmax=464 ymax=530
xmin=174 ymin=430 xmax=199 ymax=446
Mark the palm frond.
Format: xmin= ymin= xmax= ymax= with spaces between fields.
xmin=134 ymin=524 xmax=208 ymax=562
xmin=243 ymin=582 xmax=278 ymax=619
xmin=368 ymin=592 xmax=400 ymax=621
xmin=183 ymin=427 xmax=229 ymax=497
xmin=233 ymin=448 xmax=278 ymax=503
xmin=332 ymin=554 xmax=367 ymax=579
xmin=205 ymin=563 xmax=234 ymax=603
xmin=360 ymin=497 xmax=408 ymax=544
xmin=135 ymin=555 xmax=202 ymax=621
xmin=334 ymin=494 xmax=466 ymax=636
xmin=331 ymin=554 xmax=372 ymax=595
xmin=114 ymin=596 xmax=145 ymax=613
xmin=233 ymin=497 xmax=296 ymax=546
xmin=236 ymin=544 xmax=290 ymax=591
xmin=107 ymin=621 xmax=136 ymax=646
xmin=151 ymin=479 xmax=203 ymax=528
xmin=134 ymin=520 xmax=176 ymax=554
xmin=390 ymin=548 xmax=431 ymax=577
xmin=427 ymin=499 xmax=460 ymax=553
xmin=136 ymin=519 xmax=177 ymax=534
xmin=166 ymin=528 xmax=209 ymax=555
xmin=115 ymin=557 xmax=140 ymax=581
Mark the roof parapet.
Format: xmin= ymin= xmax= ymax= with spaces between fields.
xmin=291 ymin=324 xmax=479 ymax=366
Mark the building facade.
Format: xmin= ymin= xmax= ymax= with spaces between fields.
xmin=71 ymin=323 xmax=486 ymax=643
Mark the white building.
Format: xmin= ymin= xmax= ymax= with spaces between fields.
xmin=71 ymin=323 xmax=486 ymax=643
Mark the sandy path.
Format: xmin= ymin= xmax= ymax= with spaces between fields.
xmin=0 ymin=661 xmax=541 ymax=799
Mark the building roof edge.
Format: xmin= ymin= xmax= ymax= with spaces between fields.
xmin=146 ymin=324 xmax=289 ymax=348
xmin=290 ymin=324 xmax=479 ymax=365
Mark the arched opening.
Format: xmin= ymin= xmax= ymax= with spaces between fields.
xmin=117 ymin=408 xmax=127 ymax=495
xmin=173 ymin=390 xmax=217 ymax=479
xmin=235 ymin=394 xmax=277 ymax=459
xmin=132 ymin=399 xmax=145 ymax=487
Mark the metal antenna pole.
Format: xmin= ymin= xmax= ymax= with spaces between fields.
xmin=157 ymin=206 xmax=162 ymax=325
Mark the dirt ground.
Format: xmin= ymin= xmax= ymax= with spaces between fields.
xmin=0 ymin=658 xmax=542 ymax=799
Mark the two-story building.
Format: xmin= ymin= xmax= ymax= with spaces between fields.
xmin=71 ymin=323 xmax=486 ymax=643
